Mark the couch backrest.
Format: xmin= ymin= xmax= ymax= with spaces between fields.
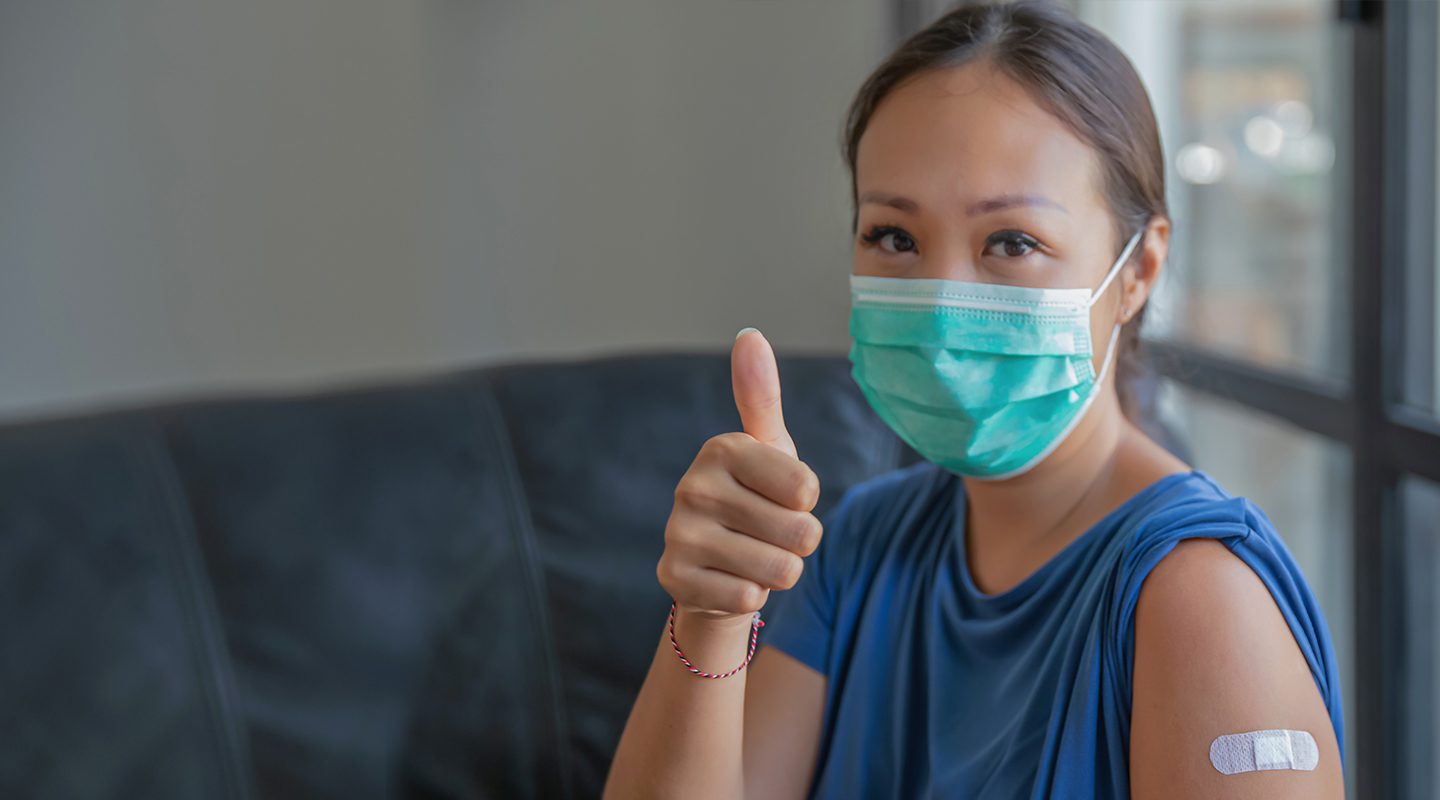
xmin=0 ymin=416 xmax=253 ymax=800
xmin=0 ymin=354 xmax=911 ymax=800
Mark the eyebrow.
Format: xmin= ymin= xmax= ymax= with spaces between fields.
xmin=858 ymin=191 xmax=1069 ymax=217
xmin=857 ymin=191 xmax=919 ymax=213
xmin=966 ymin=193 xmax=1069 ymax=216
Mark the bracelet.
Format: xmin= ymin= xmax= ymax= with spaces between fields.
xmin=667 ymin=601 xmax=764 ymax=679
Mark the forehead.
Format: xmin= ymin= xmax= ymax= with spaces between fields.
xmin=855 ymin=63 xmax=1104 ymax=212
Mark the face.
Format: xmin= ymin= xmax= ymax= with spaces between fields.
xmin=853 ymin=63 xmax=1167 ymax=375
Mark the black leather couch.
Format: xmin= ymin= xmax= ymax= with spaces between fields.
xmin=0 ymin=353 xmax=917 ymax=800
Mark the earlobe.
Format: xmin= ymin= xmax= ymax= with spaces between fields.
xmin=1118 ymin=267 xmax=1142 ymax=325
xmin=1120 ymin=221 xmax=1169 ymax=325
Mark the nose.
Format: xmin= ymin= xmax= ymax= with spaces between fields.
xmin=914 ymin=242 xmax=980 ymax=283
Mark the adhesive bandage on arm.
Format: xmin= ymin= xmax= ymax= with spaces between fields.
xmin=1209 ymin=729 xmax=1319 ymax=775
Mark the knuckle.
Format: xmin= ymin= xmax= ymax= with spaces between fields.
xmin=735 ymin=582 xmax=766 ymax=612
xmin=782 ymin=466 xmax=816 ymax=507
xmin=792 ymin=514 xmax=822 ymax=555
xmin=656 ymin=555 xmax=678 ymax=592
xmin=784 ymin=513 xmax=811 ymax=550
xmin=673 ymin=477 xmax=718 ymax=514
xmin=769 ymin=551 xmax=804 ymax=590
xmin=706 ymin=432 xmax=745 ymax=461
xmin=673 ymin=477 xmax=700 ymax=506
xmin=662 ymin=511 xmax=684 ymax=541
xmin=666 ymin=521 xmax=703 ymax=555
xmin=795 ymin=466 xmax=820 ymax=509
xmin=697 ymin=435 xmax=722 ymax=458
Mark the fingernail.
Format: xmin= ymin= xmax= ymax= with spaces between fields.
xmin=735 ymin=327 xmax=760 ymax=340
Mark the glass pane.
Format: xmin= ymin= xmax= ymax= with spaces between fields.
xmin=1160 ymin=381 xmax=1355 ymax=795
xmin=1403 ymin=475 xmax=1440 ymax=799
xmin=1089 ymin=0 xmax=1349 ymax=379
xmin=1401 ymin=2 xmax=1440 ymax=416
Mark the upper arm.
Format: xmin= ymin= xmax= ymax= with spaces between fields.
xmin=1130 ymin=538 xmax=1343 ymax=800
xmin=742 ymin=645 xmax=827 ymax=800
xmin=739 ymin=496 xmax=843 ymax=800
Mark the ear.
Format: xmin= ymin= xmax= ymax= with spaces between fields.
xmin=1118 ymin=215 xmax=1170 ymax=325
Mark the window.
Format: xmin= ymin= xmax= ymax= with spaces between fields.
xmin=1157 ymin=0 xmax=1347 ymax=380
xmin=1404 ymin=475 xmax=1440 ymax=799
xmin=1400 ymin=1 xmax=1440 ymax=421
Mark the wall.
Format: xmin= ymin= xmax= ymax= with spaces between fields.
xmin=0 ymin=1 xmax=883 ymax=422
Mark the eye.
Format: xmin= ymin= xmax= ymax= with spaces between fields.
xmin=860 ymin=225 xmax=918 ymax=255
xmin=983 ymin=230 xmax=1041 ymax=258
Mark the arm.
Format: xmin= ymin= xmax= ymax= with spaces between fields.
xmin=744 ymin=646 xmax=827 ymax=800
xmin=604 ymin=609 xmax=759 ymax=800
xmin=604 ymin=330 xmax=827 ymax=800
xmin=1130 ymin=538 xmax=1344 ymax=799
xmin=605 ymin=638 xmax=826 ymax=800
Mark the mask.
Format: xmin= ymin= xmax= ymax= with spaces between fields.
xmin=848 ymin=231 xmax=1143 ymax=480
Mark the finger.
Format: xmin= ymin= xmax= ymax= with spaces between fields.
xmin=676 ymin=564 xmax=770 ymax=615
xmin=732 ymin=328 xmax=797 ymax=458
xmin=710 ymin=433 xmax=819 ymax=512
xmin=690 ymin=524 xmax=807 ymax=591
xmin=698 ymin=473 xmax=823 ymax=556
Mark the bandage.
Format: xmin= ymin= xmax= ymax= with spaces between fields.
xmin=1209 ymin=729 xmax=1319 ymax=774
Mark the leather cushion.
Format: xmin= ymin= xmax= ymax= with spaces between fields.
xmin=165 ymin=378 xmax=563 ymax=800
xmin=0 ymin=416 xmax=251 ymax=800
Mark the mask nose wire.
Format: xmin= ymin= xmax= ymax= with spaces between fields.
xmin=1086 ymin=230 xmax=1145 ymax=310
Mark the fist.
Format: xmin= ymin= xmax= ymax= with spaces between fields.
xmin=657 ymin=329 xmax=823 ymax=619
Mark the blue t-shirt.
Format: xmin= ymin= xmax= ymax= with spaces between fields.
xmin=762 ymin=463 xmax=1344 ymax=800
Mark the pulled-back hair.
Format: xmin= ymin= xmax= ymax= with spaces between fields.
xmin=844 ymin=0 xmax=1167 ymax=419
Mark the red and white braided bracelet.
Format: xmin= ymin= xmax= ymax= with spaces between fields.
xmin=667 ymin=601 xmax=764 ymax=679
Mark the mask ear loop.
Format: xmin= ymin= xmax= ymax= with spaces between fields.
xmin=1088 ymin=229 xmax=1144 ymax=386
xmin=1095 ymin=322 xmax=1123 ymax=385
xmin=1087 ymin=230 xmax=1144 ymax=309
xmin=1087 ymin=231 xmax=1142 ymax=416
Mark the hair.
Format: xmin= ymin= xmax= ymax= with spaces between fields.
xmin=843 ymin=0 xmax=1167 ymax=420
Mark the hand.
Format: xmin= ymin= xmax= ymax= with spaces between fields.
xmin=657 ymin=329 xmax=823 ymax=623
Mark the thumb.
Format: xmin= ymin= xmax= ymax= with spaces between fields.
xmin=732 ymin=328 xmax=797 ymax=458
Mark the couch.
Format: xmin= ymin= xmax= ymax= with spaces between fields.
xmin=0 ymin=353 xmax=918 ymax=800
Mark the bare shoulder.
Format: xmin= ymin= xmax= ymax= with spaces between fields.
xmin=1130 ymin=538 xmax=1343 ymax=799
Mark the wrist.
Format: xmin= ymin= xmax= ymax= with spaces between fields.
xmin=668 ymin=602 xmax=764 ymax=679
xmin=673 ymin=602 xmax=762 ymax=633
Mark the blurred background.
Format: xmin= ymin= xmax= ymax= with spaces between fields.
xmin=3 ymin=1 xmax=1439 ymax=798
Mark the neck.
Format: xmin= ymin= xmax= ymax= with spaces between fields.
xmin=960 ymin=392 xmax=1128 ymax=593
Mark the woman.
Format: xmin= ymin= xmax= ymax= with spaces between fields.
xmin=604 ymin=2 xmax=1344 ymax=798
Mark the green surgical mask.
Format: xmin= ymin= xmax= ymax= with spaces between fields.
xmin=848 ymin=231 xmax=1143 ymax=480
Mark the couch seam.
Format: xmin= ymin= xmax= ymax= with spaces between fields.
xmin=140 ymin=417 xmax=257 ymax=800
xmin=467 ymin=377 xmax=575 ymax=800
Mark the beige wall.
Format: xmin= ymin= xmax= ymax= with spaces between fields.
xmin=0 ymin=1 xmax=884 ymax=422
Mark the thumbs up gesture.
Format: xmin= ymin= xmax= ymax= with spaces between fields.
xmin=657 ymin=329 xmax=823 ymax=621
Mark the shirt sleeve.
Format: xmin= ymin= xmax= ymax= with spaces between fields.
xmin=758 ymin=492 xmax=855 ymax=676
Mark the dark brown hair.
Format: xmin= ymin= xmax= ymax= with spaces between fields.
xmin=844 ymin=0 xmax=1167 ymax=419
